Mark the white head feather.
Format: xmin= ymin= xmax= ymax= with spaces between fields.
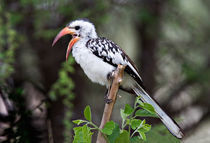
xmin=68 ymin=19 xmax=98 ymax=39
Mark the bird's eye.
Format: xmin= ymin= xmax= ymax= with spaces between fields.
xmin=75 ymin=26 xmax=80 ymax=30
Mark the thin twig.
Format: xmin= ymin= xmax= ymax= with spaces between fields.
xmin=96 ymin=65 xmax=126 ymax=143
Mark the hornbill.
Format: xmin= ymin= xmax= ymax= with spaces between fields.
xmin=52 ymin=19 xmax=183 ymax=138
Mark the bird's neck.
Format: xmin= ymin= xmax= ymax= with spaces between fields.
xmin=84 ymin=29 xmax=98 ymax=39
xmin=91 ymin=31 xmax=98 ymax=38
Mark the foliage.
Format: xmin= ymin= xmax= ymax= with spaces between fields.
xmin=0 ymin=86 xmax=46 ymax=143
xmin=0 ymin=1 xmax=39 ymax=142
xmin=6 ymin=88 xmax=32 ymax=143
xmin=49 ymin=56 xmax=75 ymax=142
xmin=33 ymin=0 xmax=110 ymax=40
xmin=1 ymin=0 xmax=209 ymax=142
xmin=72 ymin=97 xmax=158 ymax=143
xmin=142 ymin=124 xmax=180 ymax=143
xmin=0 ymin=2 xmax=18 ymax=83
xmin=1 ymin=0 xmax=110 ymax=142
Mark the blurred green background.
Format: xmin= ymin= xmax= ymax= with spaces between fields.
xmin=0 ymin=0 xmax=210 ymax=142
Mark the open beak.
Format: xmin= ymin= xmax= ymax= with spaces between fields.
xmin=52 ymin=27 xmax=80 ymax=61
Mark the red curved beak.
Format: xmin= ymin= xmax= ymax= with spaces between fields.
xmin=52 ymin=27 xmax=75 ymax=47
xmin=52 ymin=27 xmax=80 ymax=61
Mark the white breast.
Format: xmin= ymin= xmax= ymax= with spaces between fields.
xmin=72 ymin=39 xmax=115 ymax=87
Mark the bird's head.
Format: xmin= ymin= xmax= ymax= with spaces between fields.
xmin=52 ymin=19 xmax=97 ymax=61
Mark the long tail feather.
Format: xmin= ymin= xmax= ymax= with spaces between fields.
xmin=133 ymin=84 xmax=183 ymax=138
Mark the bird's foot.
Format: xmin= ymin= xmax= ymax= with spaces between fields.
xmin=107 ymin=70 xmax=115 ymax=81
xmin=104 ymin=95 xmax=113 ymax=104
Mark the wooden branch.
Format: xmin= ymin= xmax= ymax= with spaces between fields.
xmin=96 ymin=65 xmax=126 ymax=143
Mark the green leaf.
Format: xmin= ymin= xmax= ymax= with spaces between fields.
xmin=73 ymin=126 xmax=83 ymax=143
xmin=84 ymin=105 xmax=91 ymax=121
xmin=136 ymin=97 xmax=144 ymax=106
xmin=126 ymin=119 xmax=131 ymax=125
xmin=72 ymin=120 xmax=87 ymax=125
xmin=107 ymin=123 xmax=120 ymax=143
xmin=133 ymin=119 xmax=146 ymax=132
xmin=139 ymin=131 xmax=147 ymax=141
xmin=102 ymin=121 xmax=115 ymax=135
xmin=131 ymin=119 xmax=142 ymax=130
xmin=139 ymin=131 xmax=146 ymax=141
xmin=120 ymin=109 xmax=127 ymax=120
xmin=143 ymin=124 xmax=151 ymax=132
xmin=135 ymin=109 xmax=158 ymax=118
xmin=73 ymin=126 xmax=82 ymax=134
xmin=141 ymin=119 xmax=146 ymax=126
xmin=73 ymin=125 xmax=93 ymax=143
xmin=139 ymin=103 xmax=156 ymax=114
xmin=124 ymin=104 xmax=134 ymax=115
xmin=143 ymin=124 xmax=180 ymax=143
xmin=82 ymin=125 xmax=92 ymax=142
xmin=139 ymin=124 xmax=151 ymax=133
xmin=130 ymin=136 xmax=143 ymax=143
xmin=114 ymin=130 xmax=130 ymax=143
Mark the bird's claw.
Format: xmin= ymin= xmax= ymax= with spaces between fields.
xmin=104 ymin=95 xmax=113 ymax=104
xmin=107 ymin=71 xmax=115 ymax=81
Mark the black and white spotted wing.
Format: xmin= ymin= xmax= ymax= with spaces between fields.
xmin=86 ymin=37 xmax=144 ymax=88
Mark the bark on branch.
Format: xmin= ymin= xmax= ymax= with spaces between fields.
xmin=96 ymin=65 xmax=126 ymax=143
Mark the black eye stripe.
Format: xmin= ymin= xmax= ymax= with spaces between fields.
xmin=75 ymin=26 xmax=80 ymax=30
